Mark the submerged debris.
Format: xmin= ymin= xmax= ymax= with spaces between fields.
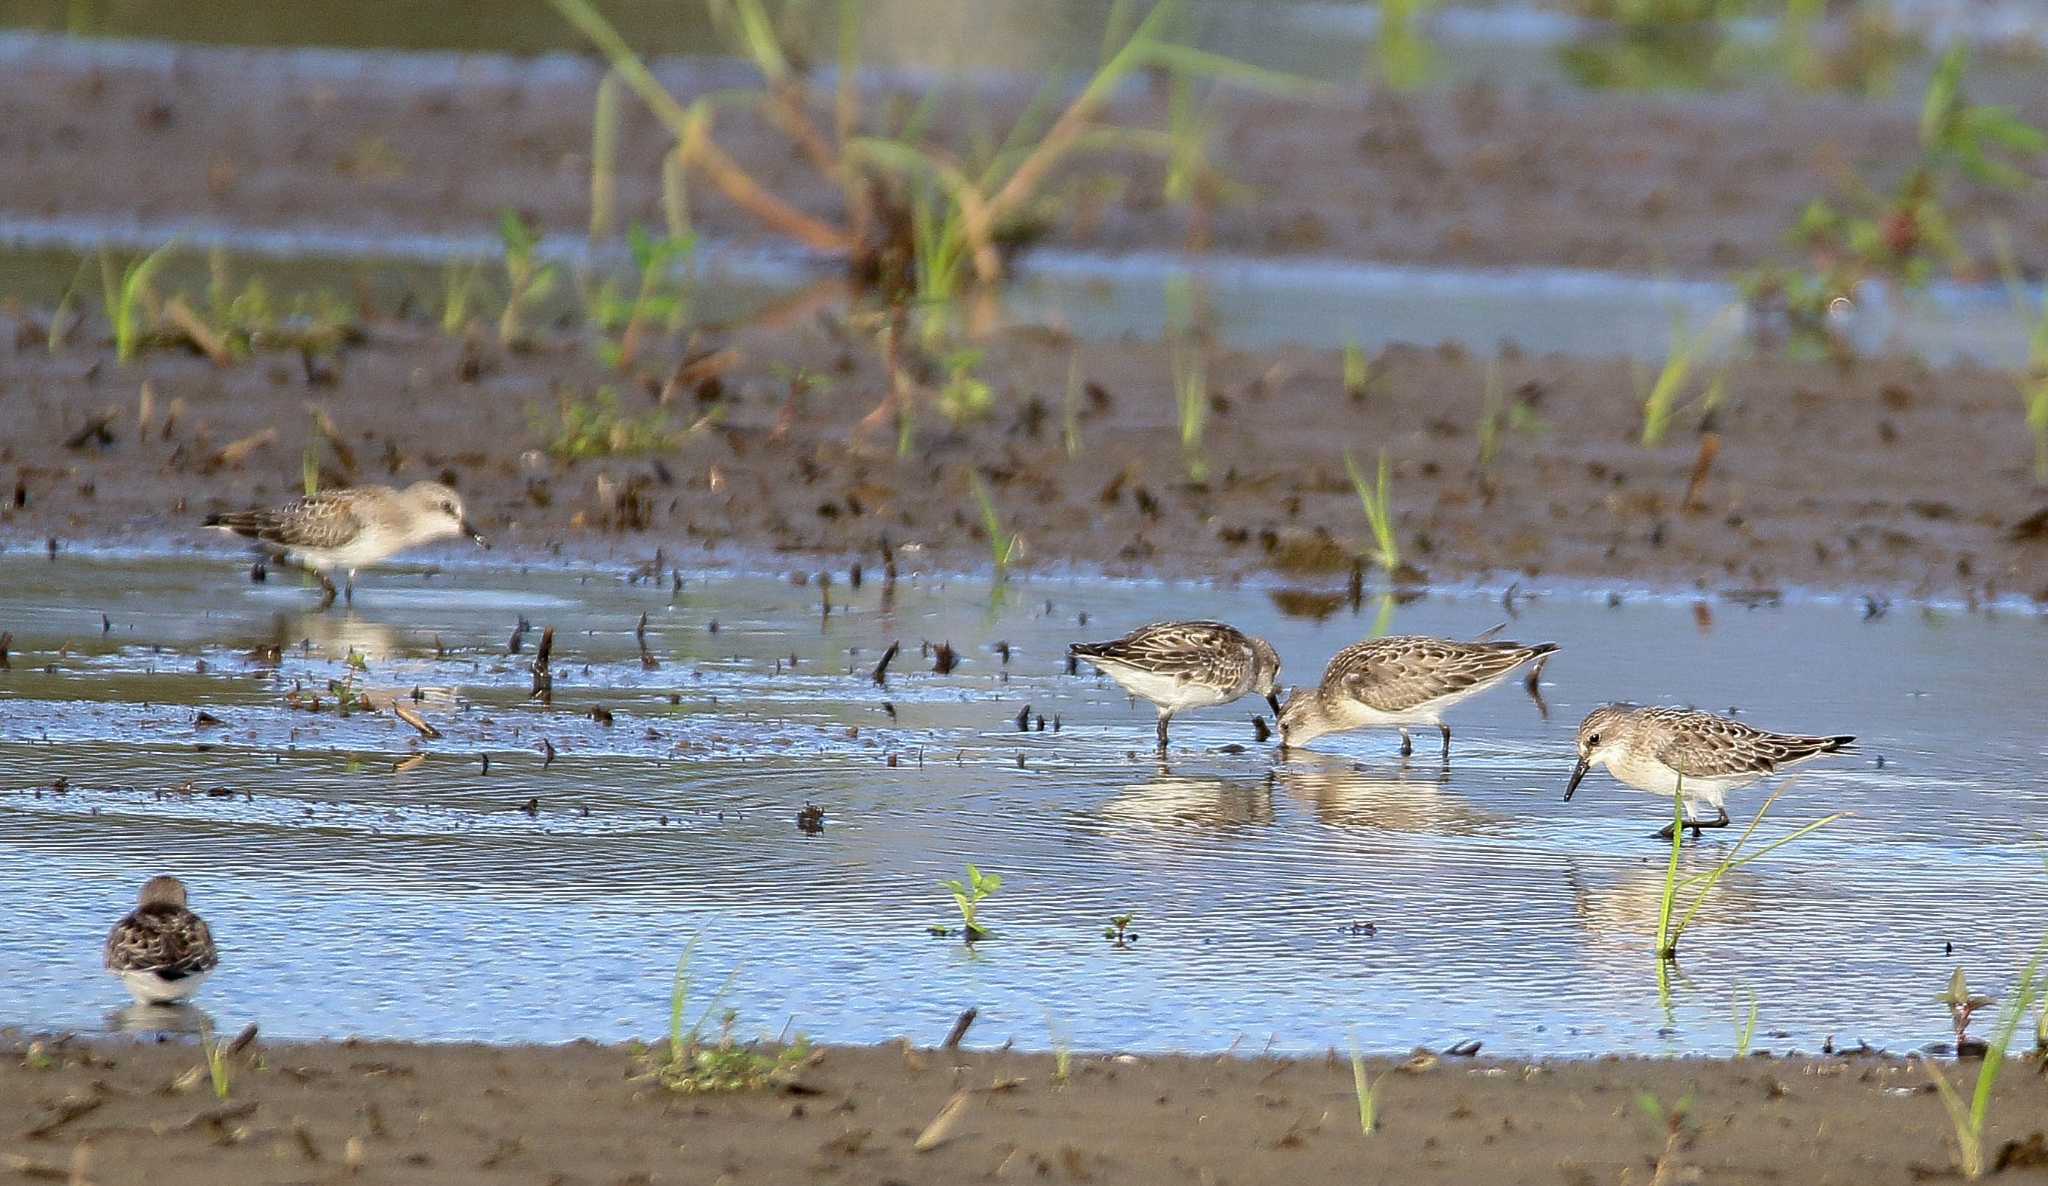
xmin=796 ymin=803 xmax=825 ymax=835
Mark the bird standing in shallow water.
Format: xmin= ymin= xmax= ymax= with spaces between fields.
xmin=206 ymin=481 xmax=487 ymax=609
xmin=105 ymin=875 xmax=218 ymax=1005
xmin=1565 ymin=703 xmax=1856 ymax=839
xmin=1070 ymin=621 xmax=1282 ymax=752
xmin=1276 ymin=635 xmax=1556 ymax=759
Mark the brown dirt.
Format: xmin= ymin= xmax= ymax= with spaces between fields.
xmin=4 ymin=38 xmax=2048 ymax=278
xmin=3 ymin=310 xmax=2046 ymax=602
xmin=7 ymin=1036 xmax=2046 ymax=1185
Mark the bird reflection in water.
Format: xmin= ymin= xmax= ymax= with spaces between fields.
xmin=1275 ymin=757 xmax=1499 ymax=835
xmin=1102 ymin=763 xmax=1277 ymax=829
xmin=107 ymin=1001 xmax=215 ymax=1036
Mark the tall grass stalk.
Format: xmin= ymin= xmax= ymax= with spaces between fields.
xmin=1376 ymin=0 xmax=1437 ymax=90
xmin=1731 ymin=985 xmax=1759 ymax=1057
xmin=1347 ymin=1031 xmax=1382 ymax=1135
xmin=1343 ymin=449 xmax=1400 ymax=575
xmin=1477 ymin=359 xmax=1505 ymax=471
xmin=590 ymin=71 xmax=623 ymax=244
xmin=199 ymin=1022 xmax=231 ymax=1101
xmin=1653 ymin=778 xmax=1686 ymax=959
xmin=1992 ymin=228 xmax=2048 ymax=481
xmin=1920 ymin=933 xmax=2048 ymax=1179
xmin=1063 ymin=351 xmax=1083 ymax=458
xmin=101 ymin=242 xmax=177 ymax=364
xmin=1171 ymin=335 xmax=1207 ymax=481
xmin=1343 ymin=339 xmax=1369 ymax=402
xmin=1656 ymin=780 xmax=1846 ymax=959
xmin=968 ymin=474 xmax=1019 ymax=580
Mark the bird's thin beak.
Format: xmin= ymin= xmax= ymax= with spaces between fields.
xmin=1265 ymin=692 xmax=1282 ymax=716
xmin=1564 ymin=756 xmax=1590 ymax=802
xmin=462 ymin=519 xmax=489 ymax=549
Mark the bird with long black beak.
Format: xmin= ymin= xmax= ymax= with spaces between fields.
xmin=1069 ymin=620 xmax=1282 ymax=752
xmin=1566 ymin=703 xmax=1855 ymax=839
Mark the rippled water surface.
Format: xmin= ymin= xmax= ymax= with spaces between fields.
xmin=2 ymin=549 xmax=2045 ymax=1054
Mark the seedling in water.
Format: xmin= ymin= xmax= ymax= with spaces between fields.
xmin=1920 ymin=936 xmax=2048 ymax=1179
xmin=1343 ymin=449 xmax=1400 ymax=576
xmin=1103 ymin=914 xmax=1137 ymax=946
xmin=937 ymin=863 xmax=1002 ymax=943
xmin=1167 ymin=275 xmax=1208 ymax=480
xmin=1940 ymin=966 xmax=1997 ymax=1053
xmin=439 ymin=259 xmax=490 ymax=337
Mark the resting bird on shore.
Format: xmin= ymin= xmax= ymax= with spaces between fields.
xmin=105 ymin=876 xmax=218 ymax=1006
xmin=1564 ymin=704 xmax=1856 ymax=839
xmin=1277 ymin=635 xmax=1557 ymax=758
xmin=205 ymin=481 xmax=486 ymax=609
xmin=1070 ymin=621 xmax=1282 ymax=751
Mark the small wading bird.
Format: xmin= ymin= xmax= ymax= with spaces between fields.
xmin=1277 ymin=635 xmax=1557 ymax=758
xmin=1069 ymin=621 xmax=1282 ymax=751
xmin=105 ymin=875 xmax=218 ymax=1005
xmin=1565 ymin=704 xmax=1856 ymax=839
xmin=206 ymin=481 xmax=487 ymax=609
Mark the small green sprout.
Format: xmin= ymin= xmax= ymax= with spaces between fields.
xmin=497 ymin=210 xmax=560 ymax=347
xmin=1347 ymin=1031 xmax=1383 ymax=1135
xmin=1343 ymin=449 xmax=1400 ymax=576
xmin=937 ymin=863 xmax=1002 ymax=943
xmin=1103 ymin=914 xmax=1137 ymax=946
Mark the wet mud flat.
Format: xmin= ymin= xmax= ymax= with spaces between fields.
xmin=4 ymin=31 xmax=2048 ymax=278
xmin=7 ymin=1037 xmax=2048 ymax=1186
xmin=4 ymin=315 xmax=2047 ymax=601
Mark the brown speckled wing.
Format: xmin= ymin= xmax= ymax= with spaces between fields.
xmin=1334 ymin=636 xmax=1550 ymax=712
xmin=212 ymin=490 xmax=366 ymax=551
xmin=1643 ymin=707 xmax=1848 ymax=778
xmin=105 ymin=906 xmax=218 ymax=978
xmin=1073 ymin=621 xmax=1255 ymax=690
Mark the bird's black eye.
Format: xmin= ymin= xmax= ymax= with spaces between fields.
xmin=1587 ymin=733 xmax=1601 ymax=746
xmin=442 ymin=501 xmax=456 ymax=514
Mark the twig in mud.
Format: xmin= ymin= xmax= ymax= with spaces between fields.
xmin=63 ymin=412 xmax=117 ymax=451
xmin=931 ymin=642 xmax=959 ymax=675
xmin=393 ymin=703 xmax=441 ymax=740
xmin=0 ymin=632 xmax=11 ymax=669
xmin=23 ymin=1094 xmax=102 ymax=1140
xmin=913 ymin=1091 xmax=971 ymax=1153
xmin=871 ymin=640 xmax=899 ymax=687
xmin=207 ymin=428 xmax=277 ymax=471
xmin=942 ymin=1008 xmax=978 ymax=1050
xmin=531 ymin=627 xmax=555 ymax=703
xmin=1683 ymin=433 xmax=1722 ymax=512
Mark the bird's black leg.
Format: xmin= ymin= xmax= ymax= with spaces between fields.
xmin=1702 ymin=807 xmax=1731 ymax=830
xmin=344 ymin=571 xmax=355 ymax=607
xmin=315 ymin=573 xmax=338 ymax=611
xmin=1398 ymin=729 xmax=1413 ymax=758
xmin=1438 ymin=723 xmax=1452 ymax=763
xmin=1156 ymin=713 xmax=1171 ymax=753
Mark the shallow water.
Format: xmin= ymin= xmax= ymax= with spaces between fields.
xmin=2 ymin=547 xmax=2045 ymax=1055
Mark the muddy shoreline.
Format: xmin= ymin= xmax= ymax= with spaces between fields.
xmin=7 ymin=1035 xmax=2044 ymax=1185
xmin=4 ymin=31 xmax=2048 ymax=280
xmin=3 ymin=310 xmax=2046 ymax=603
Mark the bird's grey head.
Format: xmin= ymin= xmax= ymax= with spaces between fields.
xmin=138 ymin=875 xmax=189 ymax=909
xmin=400 ymin=481 xmax=487 ymax=549
xmin=1274 ymin=685 xmax=1335 ymax=750
xmin=1565 ymin=703 xmax=1638 ymax=801
xmin=1249 ymin=637 xmax=1284 ymax=714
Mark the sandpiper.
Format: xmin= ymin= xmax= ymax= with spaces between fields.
xmin=1276 ymin=635 xmax=1557 ymax=758
xmin=1070 ymin=620 xmax=1282 ymax=751
xmin=1565 ymin=704 xmax=1856 ymax=838
xmin=206 ymin=481 xmax=486 ymax=609
xmin=104 ymin=876 xmax=219 ymax=1006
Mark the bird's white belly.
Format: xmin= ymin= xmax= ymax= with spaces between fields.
xmin=1102 ymin=667 xmax=1237 ymax=713
xmin=289 ymin=531 xmax=396 ymax=573
xmin=1604 ymin=751 xmax=1754 ymax=806
xmin=1327 ymin=699 xmax=1442 ymax=729
xmin=119 ymin=968 xmax=210 ymax=1005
